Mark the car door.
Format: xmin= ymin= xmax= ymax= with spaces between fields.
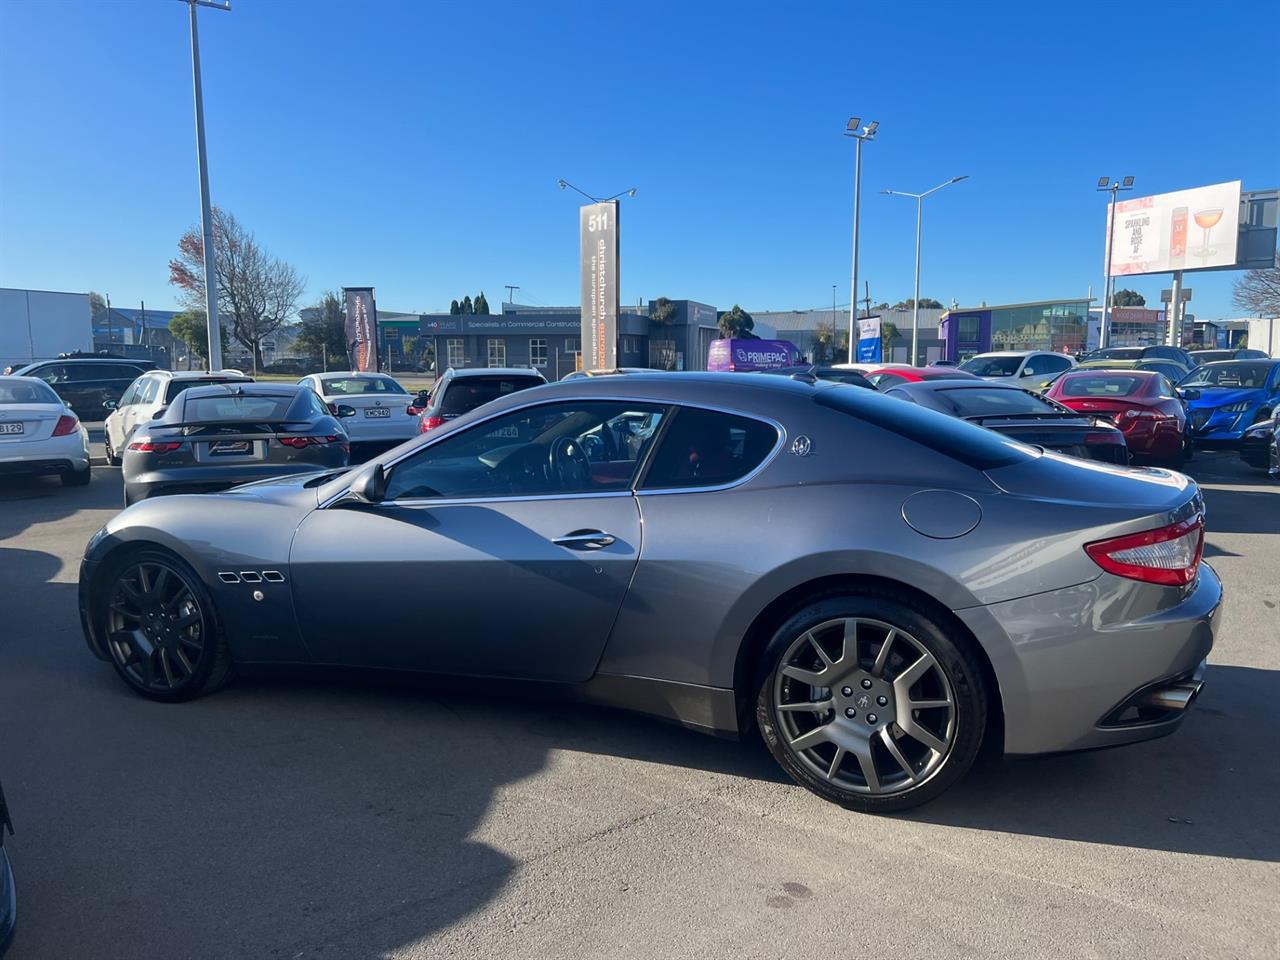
xmin=125 ymin=376 xmax=162 ymax=439
xmin=107 ymin=378 xmax=142 ymax=450
xmin=287 ymin=398 xmax=669 ymax=680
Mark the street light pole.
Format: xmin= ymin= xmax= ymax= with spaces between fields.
xmin=182 ymin=0 xmax=230 ymax=372
xmin=882 ymin=175 xmax=968 ymax=365
xmin=1097 ymin=176 xmax=1134 ymax=350
xmin=844 ymin=119 xmax=877 ymax=363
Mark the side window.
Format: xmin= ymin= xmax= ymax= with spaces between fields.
xmin=869 ymin=373 xmax=905 ymax=389
xmin=1042 ymin=355 xmax=1072 ymax=374
xmin=1155 ymin=376 xmax=1177 ymax=399
xmin=35 ymin=364 xmax=67 ymax=384
xmin=640 ymin=407 xmax=778 ymax=490
xmin=118 ymin=381 xmax=142 ymax=406
xmin=384 ymin=401 xmax=667 ymax=501
xmin=138 ymin=377 xmax=162 ymax=404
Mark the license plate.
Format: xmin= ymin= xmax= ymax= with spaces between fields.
xmin=364 ymin=407 xmax=391 ymax=418
xmin=0 ymin=422 xmax=23 ymax=435
xmin=209 ymin=440 xmax=251 ymax=455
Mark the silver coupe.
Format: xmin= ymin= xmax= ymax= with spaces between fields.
xmin=79 ymin=373 xmax=1221 ymax=812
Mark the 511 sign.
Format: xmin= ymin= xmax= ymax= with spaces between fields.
xmin=579 ymin=200 xmax=619 ymax=370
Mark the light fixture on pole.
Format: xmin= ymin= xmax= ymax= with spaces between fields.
xmin=178 ymin=0 xmax=231 ymax=372
xmin=882 ymin=175 xmax=969 ymax=365
xmin=1097 ymin=175 xmax=1135 ymax=349
xmin=557 ymin=179 xmax=637 ymax=204
xmin=844 ymin=118 xmax=878 ymax=363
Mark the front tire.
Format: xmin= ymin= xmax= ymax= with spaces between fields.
xmin=755 ymin=590 xmax=987 ymax=813
xmin=94 ymin=547 xmax=233 ymax=702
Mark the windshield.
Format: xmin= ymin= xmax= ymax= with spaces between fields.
xmin=929 ymin=387 xmax=1059 ymax=417
xmin=164 ymin=377 xmax=250 ymax=403
xmin=183 ymin=393 xmax=301 ymax=421
xmin=1084 ymin=347 xmax=1144 ymax=362
xmin=959 ymin=356 xmax=1023 ymax=377
xmin=317 ymin=375 xmax=407 ymax=396
xmin=1179 ymin=361 xmax=1275 ymax=389
xmin=1058 ymin=374 xmax=1145 ymax=398
xmin=438 ymin=376 xmax=544 ymax=416
xmin=0 ymin=379 xmax=60 ymax=404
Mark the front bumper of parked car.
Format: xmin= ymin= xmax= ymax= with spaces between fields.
xmin=955 ymin=563 xmax=1222 ymax=756
xmin=1188 ymin=404 xmax=1263 ymax=443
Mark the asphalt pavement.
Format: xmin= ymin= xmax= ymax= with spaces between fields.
xmin=0 ymin=430 xmax=1276 ymax=959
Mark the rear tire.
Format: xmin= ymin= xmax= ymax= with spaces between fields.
xmin=62 ymin=466 xmax=91 ymax=487
xmin=755 ymin=589 xmax=987 ymax=813
xmin=105 ymin=435 xmax=121 ymax=466
xmin=94 ymin=546 xmax=233 ymax=702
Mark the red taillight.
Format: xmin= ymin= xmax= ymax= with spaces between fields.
xmin=420 ymin=415 xmax=445 ymax=433
xmin=128 ymin=441 xmax=183 ymax=454
xmin=1085 ymin=516 xmax=1204 ymax=586
xmin=52 ymin=415 xmax=80 ymax=436
xmin=279 ymin=435 xmax=341 ymax=448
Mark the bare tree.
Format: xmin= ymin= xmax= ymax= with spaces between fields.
xmin=168 ymin=207 xmax=306 ymax=371
xmin=1232 ymin=256 xmax=1280 ymax=318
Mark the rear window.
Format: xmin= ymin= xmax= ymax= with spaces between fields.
xmin=438 ymin=376 xmax=543 ymax=416
xmin=815 ymin=384 xmax=1035 ymax=470
xmin=1059 ymin=374 xmax=1145 ymax=397
xmin=929 ymin=387 xmax=1058 ymax=417
xmin=165 ymin=378 xmax=250 ymax=403
xmin=0 ymin=379 xmax=60 ymax=404
xmin=959 ymin=356 xmax=1023 ymax=377
xmin=317 ymin=375 xmax=407 ymax=395
xmin=183 ymin=393 xmax=299 ymax=422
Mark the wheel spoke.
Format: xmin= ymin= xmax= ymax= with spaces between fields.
xmin=137 ymin=565 xmax=153 ymax=593
xmin=778 ymin=699 xmax=832 ymax=713
xmin=893 ymin=653 xmax=932 ymax=694
xmin=899 ymin=717 xmax=948 ymax=755
xmin=910 ymin=698 xmax=952 ymax=710
xmin=781 ymin=663 xmax=827 ymax=687
xmin=841 ymin=619 xmax=857 ymax=666
xmin=826 ymin=746 xmax=846 ymax=781
xmin=151 ymin=566 xmax=171 ymax=600
xmin=159 ymin=648 xmax=176 ymax=687
xmin=174 ymin=646 xmax=195 ymax=676
xmin=871 ymin=629 xmax=896 ymax=677
xmin=788 ymin=724 xmax=833 ymax=753
xmin=880 ymin=727 xmax=917 ymax=783
xmin=117 ymin=580 xmax=144 ymax=608
xmin=851 ymin=738 xmax=881 ymax=793
xmin=805 ymin=630 xmax=835 ymax=670
xmin=108 ymin=599 xmax=140 ymax=619
xmin=172 ymin=609 xmax=201 ymax=631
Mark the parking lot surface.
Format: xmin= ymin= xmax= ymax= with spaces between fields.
xmin=1 ymin=433 xmax=1276 ymax=959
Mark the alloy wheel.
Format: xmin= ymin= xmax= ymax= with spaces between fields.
xmin=773 ymin=617 xmax=956 ymax=796
xmin=106 ymin=560 xmax=207 ymax=692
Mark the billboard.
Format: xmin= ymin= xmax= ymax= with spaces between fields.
xmin=856 ymin=315 xmax=882 ymax=363
xmin=579 ymin=201 xmax=618 ymax=370
xmin=1107 ymin=181 xmax=1241 ymax=276
xmin=343 ymin=287 xmax=378 ymax=373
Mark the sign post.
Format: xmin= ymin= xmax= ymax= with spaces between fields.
xmin=579 ymin=201 xmax=619 ymax=371
xmin=343 ymin=287 xmax=379 ymax=373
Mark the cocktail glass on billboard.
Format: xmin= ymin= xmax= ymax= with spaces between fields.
xmin=1193 ymin=208 xmax=1223 ymax=259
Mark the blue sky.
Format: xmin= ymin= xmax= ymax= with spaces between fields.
xmin=2 ymin=0 xmax=1276 ymax=320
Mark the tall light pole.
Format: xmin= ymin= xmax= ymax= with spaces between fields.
xmin=882 ymin=175 xmax=969 ymax=365
xmin=181 ymin=0 xmax=230 ymax=371
xmin=844 ymin=118 xmax=877 ymax=362
xmin=1098 ymin=175 xmax=1135 ymax=349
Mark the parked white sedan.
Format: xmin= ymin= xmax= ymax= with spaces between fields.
xmin=296 ymin=372 xmax=419 ymax=445
xmin=0 ymin=375 xmax=91 ymax=486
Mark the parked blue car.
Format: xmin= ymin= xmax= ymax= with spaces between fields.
xmin=1179 ymin=359 xmax=1280 ymax=444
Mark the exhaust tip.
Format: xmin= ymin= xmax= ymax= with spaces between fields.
xmin=1141 ymin=680 xmax=1203 ymax=712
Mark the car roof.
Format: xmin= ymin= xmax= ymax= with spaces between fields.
xmin=447 ymin=367 xmax=546 ymax=379
xmin=155 ymin=370 xmax=254 ymax=381
xmin=179 ymin=381 xmax=305 ymax=400
xmin=1060 ymin=367 xmax=1159 ymax=378
xmin=887 ymin=378 xmax=1033 ymax=393
xmin=967 ymin=350 xmax=1050 ymax=358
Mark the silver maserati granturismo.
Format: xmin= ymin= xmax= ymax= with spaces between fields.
xmin=79 ymin=373 xmax=1221 ymax=812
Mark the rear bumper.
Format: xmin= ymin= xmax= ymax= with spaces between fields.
xmin=956 ymin=562 xmax=1222 ymax=756
xmin=0 ymin=432 xmax=90 ymax=475
xmin=0 ymin=457 xmax=85 ymax=478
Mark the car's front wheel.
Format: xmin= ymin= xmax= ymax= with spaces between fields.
xmin=756 ymin=591 xmax=987 ymax=813
xmin=95 ymin=548 xmax=232 ymax=702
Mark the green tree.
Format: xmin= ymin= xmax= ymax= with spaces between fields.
xmin=449 ymin=299 xmax=461 ymax=315
xmin=880 ymin=320 xmax=900 ymax=359
xmin=88 ymin=291 xmax=107 ymax=319
xmin=295 ymin=291 xmax=347 ymax=364
xmin=168 ymin=310 xmax=229 ymax=366
xmin=460 ymin=295 xmax=474 ymax=314
xmin=474 ymin=291 xmax=490 ymax=315
xmin=891 ymin=298 xmax=945 ymax=311
xmin=717 ymin=304 xmax=755 ymax=338
xmin=650 ymin=296 xmax=677 ymax=327
xmin=1112 ymin=289 xmax=1146 ymax=307
xmin=812 ymin=320 xmax=836 ymax=363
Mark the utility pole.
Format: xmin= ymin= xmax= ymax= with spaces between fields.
xmin=182 ymin=0 xmax=231 ymax=372
xmin=844 ymin=118 xmax=878 ymax=363
xmin=504 ymin=285 xmax=520 ymax=303
xmin=1097 ymin=176 xmax=1135 ymax=349
xmin=105 ymin=293 xmax=112 ymax=351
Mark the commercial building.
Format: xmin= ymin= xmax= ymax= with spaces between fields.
xmin=938 ymin=298 xmax=1093 ymax=362
xmin=752 ymin=307 xmax=946 ymax=364
xmin=1 ymin=287 xmax=92 ymax=370
xmin=1085 ymin=306 xmax=1169 ymax=348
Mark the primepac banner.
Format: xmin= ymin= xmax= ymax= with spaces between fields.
xmin=856 ymin=315 xmax=882 ymax=363
xmin=1107 ymin=181 xmax=1241 ymax=276
xmin=343 ymin=287 xmax=379 ymax=373
xmin=580 ymin=201 xmax=618 ymax=370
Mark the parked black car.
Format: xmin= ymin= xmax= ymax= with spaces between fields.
xmin=120 ymin=382 xmax=352 ymax=506
xmin=1240 ymin=416 xmax=1277 ymax=474
xmin=5 ymin=358 xmax=157 ymax=420
xmin=1190 ymin=348 xmax=1269 ymax=364
xmin=1079 ymin=345 xmax=1198 ymax=368
xmin=882 ymin=379 xmax=1130 ymax=464
xmin=0 ymin=776 xmax=13 ymax=957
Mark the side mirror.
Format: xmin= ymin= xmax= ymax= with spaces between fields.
xmin=1020 ymin=368 xmax=1036 ymax=377
xmin=1179 ymin=388 xmax=1201 ymax=400
xmin=336 ymin=404 xmax=357 ymax=418
xmin=102 ymin=399 xmax=117 ymax=410
xmin=151 ymin=407 xmax=167 ymax=419
xmin=417 ymin=388 xmax=430 ymax=400
xmin=345 ymin=463 xmax=387 ymax=504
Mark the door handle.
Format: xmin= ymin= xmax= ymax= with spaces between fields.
xmin=552 ymin=530 xmax=616 ymax=550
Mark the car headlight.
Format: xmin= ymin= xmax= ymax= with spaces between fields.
xmin=1221 ymin=401 xmax=1253 ymax=413
xmin=1244 ymin=421 xmax=1275 ymax=439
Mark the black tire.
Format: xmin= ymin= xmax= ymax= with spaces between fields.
xmin=62 ymin=466 xmax=91 ymax=487
xmin=105 ymin=435 xmax=121 ymax=467
xmin=755 ymin=588 xmax=987 ymax=813
xmin=93 ymin=546 xmax=233 ymax=702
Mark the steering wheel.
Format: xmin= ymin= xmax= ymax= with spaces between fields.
xmin=548 ymin=436 xmax=592 ymax=490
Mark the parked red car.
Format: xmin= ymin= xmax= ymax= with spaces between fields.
xmin=1045 ymin=369 xmax=1189 ymax=466
xmin=864 ymin=366 xmax=980 ymax=388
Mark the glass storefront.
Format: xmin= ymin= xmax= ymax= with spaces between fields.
xmin=987 ymin=301 xmax=1089 ymax=354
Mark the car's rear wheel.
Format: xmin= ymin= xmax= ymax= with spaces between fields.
xmin=97 ymin=548 xmax=232 ymax=702
xmin=104 ymin=434 xmax=121 ymax=466
xmin=756 ymin=591 xmax=987 ymax=813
